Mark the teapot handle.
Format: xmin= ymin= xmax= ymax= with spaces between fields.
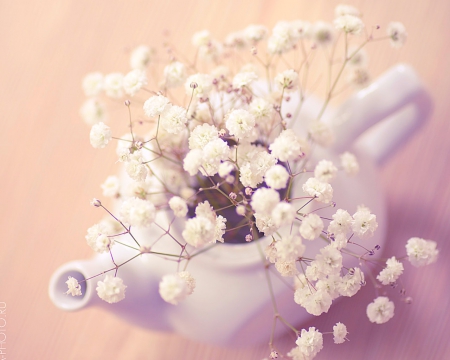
xmin=331 ymin=64 xmax=433 ymax=164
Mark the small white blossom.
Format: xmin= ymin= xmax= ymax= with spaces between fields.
xmin=163 ymin=61 xmax=187 ymax=88
xmin=335 ymin=4 xmax=361 ymax=17
xmin=275 ymin=69 xmax=299 ymax=91
xmin=226 ymin=109 xmax=256 ymax=141
xmin=125 ymin=150 xmax=148 ymax=181
xmin=265 ymin=164 xmax=290 ymax=189
xmin=328 ymin=209 xmax=352 ymax=237
xmin=271 ymin=202 xmax=296 ymax=227
xmin=80 ymin=98 xmax=106 ymax=126
xmin=130 ymin=45 xmax=151 ymax=70
xmin=296 ymin=327 xmax=323 ymax=359
xmin=123 ymin=69 xmax=147 ymax=96
xmin=299 ymin=214 xmax=324 ymax=241
xmin=183 ymin=149 xmax=203 ymax=176
xmin=269 ymin=129 xmax=303 ymax=162
xmin=275 ymin=260 xmax=298 ymax=277
xmin=169 ymin=196 xmax=188 ymax=217
xmin=351 ymin=208 xmax=378 ymax=240
xmin=192 ymin=30 xmax=211 ymax=47
xmin=275 ymin=235 xmax=305 ymax=261
xmin=232 ymin=71 xmax=258 ymax=89
xmin=255 ymin=213 xmax=278 ymax=236
xmin=339 ymin=267 xmax=364 ymax=297
xmin=309 ymin=121 xmax=334 ymax=147
xmin=405 ymin=237 xmax=438 ymax=267
xmin=90 ymin=122 xmax=112 ymax=149
xmin=251 ymin=188 xmax=280 ymax=215
xmin=101 ymin=175 xmax=120 ymax=197
xmin=334 ymin=15 xmax=364 ymax=35
xmin=377 ymin=256 xmax=404 ymax=285
xmin=96 ymin=275 xmax=126 ymax=304
xmin=82 ymin=72 xmax=103 ymax=97
xmin=244 ymin=24 xmax=268 ymax=42
xmin=104 ymin=73 xmax=124 ymax=98
xmin=185 ymin=73 xmax=213 ymax=98
xmin=314 ymin=160 xmax=338 ymax=183
xmin=249 ymin=97 xmax=274 ymax=124
xmin=65 ymin=276 xmax=82 ymax=296
xmin=120 ymin=197 xmax=156 ymax=227
xmin=218 ymin=161 xmax=234 ymax=178
xmin=159 ymin=272 xmax=195 ymax=305
xmin=189 ymin=123 xmax=219 ymax=150
xmin=160 ymin=105 xmax=188 ymax=134
xmin=203 ymin=138 xmax=230 ymax=163
xmin=366 ymin=296 xmax=395 ymax=324
xmin=333 ymin=322 xmax=348 ymax=344
xmin=302 ymin=177 xmax=333 ymax=203
xmin=182 ymin=216 xmax=215 ymax=247
xmin=312 ymin=21 xmax=335 ymax=46
xmin=143 ymin=95 xmax=170 ymax=118
xmin=340 ymin=152 xmax=359 ymax=175
xmin=387 ymin=22 xmax=407 ymax=48
xmin=315 ymin=244 xmax=343 ymax=276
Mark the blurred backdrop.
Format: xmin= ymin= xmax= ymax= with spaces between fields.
xmin=1 ymin=0 xmax=449 ymax=359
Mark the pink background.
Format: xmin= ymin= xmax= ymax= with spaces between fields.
xmin=1 ymin=0 xmax=449 ymax=359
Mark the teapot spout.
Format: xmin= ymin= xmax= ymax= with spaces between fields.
xmin=49 ymin=259 xmax=100 ymax=311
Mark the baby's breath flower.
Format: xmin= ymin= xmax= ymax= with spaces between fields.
xmin=302 ymin=177 xmax=333 ymax=204
xmin=335 ymin=4 xmax=361 ymax=17
xmin=251 ymin=187 xmax=280 ymax=215
xmin=159 ymin=272 xmax=195 ymax=305
xmin=269 ymin=129 xmax=303 ymax=162
xmin=333 ymin=322 xmax=348 ymax=344
xmin=143 ymin=95 xmax=170 ymax=118
xmin=130 ymin=45 xmax=151 ymax=70
xmin=339 ymin=267 xmax=364 ymax=297
xmin=296 ymin=327 xmax=323 ymax=359
xmin=271 ymin=202 xmax=295 ymax=227
xmin=265 ymin=164 xmax=290 ymax=190
xmin=240 ymin=25 xmax=266 ymax=44
xmin=275 ymin=235 xmax=305 ymax=261
xmin=366 ymin=296 xmax=395 ymax=324
xmin=80 ymin=98 xmax=106 ymax=126
xmin=125 ymin=150 xmax=148 ymax=181
xmin=255 ymin=213 xmax=278 ymax=236
xmin=169 ymin=196 xmax=188 ymax=217
xmin=123 ymin=69 xmax=147 ymax=96
xmin=160 ymin=105 xmax=188 ymax=134
xmin=299 ymin=213 xmax=324 ymax=240
xmin=65 ymin=276 xmax=82 ymax=296
xmin=182 ymin=216 xmax=215 ymax=247
xmin=226 ymin=109 xmax=256 ymax=141
xmin=312 ymin=21 xmax=335 ymax=46
xmin=90 ymin=122 xmax=112 ymax=149
xmin=387 ymin=21 xmax=407 ymax=48
xmin=340 ymin=152 xmax=359 ymax=175
xmin=328 ymin=209 xmax=352 ymax=237
xmin=101 ymin=175 xmax=120 ymax=197
xmin=308 ymin=121 xmax=335 ymax=147
xmin=185 ymin=73 xmax=213 ymax=98
xmin=119 ymin=197 xmax=156 ymax=227
xmin=405 ymin=237 xmax=438 ymax=267
xmin=275 ymin=260 xmax=299 ymax=277
xmin=104 ymin=73 xmax=124 ymax=98
xmin=377 ymin=256 xmax=404 ymax=285
xmin=192 ymin=29 xmax=211 ymax=47
xmin=351 ymin=207 xmax=378 ymax=240
xmin=163 ymin=61 xmax=187 ymax=88
xmin=232 ymin=71 xmax=258 ymax=89
xmin=314 ymin=160 xmax=338 ymax=183
xmin=82 ymin=72 xmax=104 ymax=97
xmin=275 ymin=69 xmax=299 ymax=91
xmin=96 ymin=275 xmax=127 ymax=304
xmin=334 ymin=15 xmax=364 ymax=35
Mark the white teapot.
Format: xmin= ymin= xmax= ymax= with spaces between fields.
xmin=49 ymin=64 xmax=432 ymax=346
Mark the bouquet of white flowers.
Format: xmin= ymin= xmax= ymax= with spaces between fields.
xmin=59 ymin=4 xmax=437 ymax=358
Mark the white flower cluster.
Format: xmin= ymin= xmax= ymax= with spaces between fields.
xmin=75 ymin=5 xmax=438 ymax=358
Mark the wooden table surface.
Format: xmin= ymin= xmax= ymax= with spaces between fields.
xmin=1 ymin=1 xmax=450 ymax=359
